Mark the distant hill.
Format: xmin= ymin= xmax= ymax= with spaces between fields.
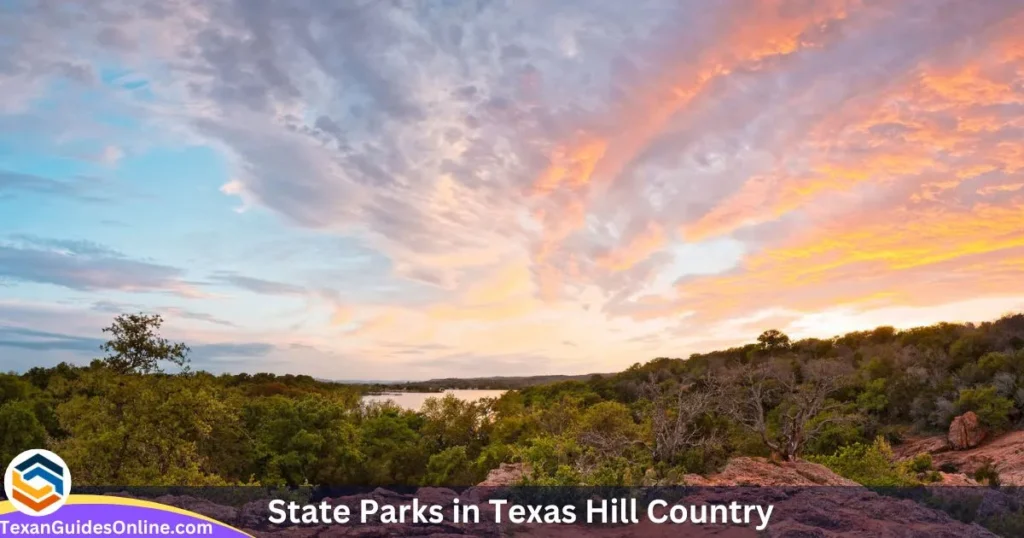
xmin=379 ymin=373 xmax=610 ymax=391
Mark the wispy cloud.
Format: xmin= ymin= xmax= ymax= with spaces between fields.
xmin=0 ymin=326 xmax=102 ymax=352
xmin=207 ymin=271 xmax=305 ymax=296
xmin=0 ymin=324 xmax=275 ymax=367
xmin=0 ymin=171 xmax=105 ymax=201
xmin=2 ymin=0 xmax=1023 ymax=378
xmin=0 ymin=236 xmax=199 ymax=296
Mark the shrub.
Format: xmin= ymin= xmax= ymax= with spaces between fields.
xmin=808 ymin=437 xmax=919 ymax=487
xmin=908 ymin=452 xmax=933 ymax=473
xmin=804 ymin=411 xmax=865 ymax=456
xmin=424 ymin=446 xmax=476 ymax=486
xmin=973 ymin=458 xmax=1000 ymax=488
xmin=956 ymin=387 xmax=1014 ymax=432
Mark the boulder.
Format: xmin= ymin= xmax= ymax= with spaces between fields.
xmin=948 ymin=411 xmax=987 ymax=450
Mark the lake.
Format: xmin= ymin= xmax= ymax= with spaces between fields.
xmin=361 ymin=389 xmax=507 ymax=411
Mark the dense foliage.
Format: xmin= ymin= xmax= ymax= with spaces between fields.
xmin=2 ymin=313 xmax=1023 ymax=489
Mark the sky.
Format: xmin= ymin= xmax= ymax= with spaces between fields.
xmin=1 ymin=0 xmax=1023 ymax=380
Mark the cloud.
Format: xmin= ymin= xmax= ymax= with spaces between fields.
xmin=0 ymin=170 xmax=103 ymax=201
xmin=208 ymin=271 xmax=305 ymax=295
xmin=0 ymin=326 xmax=102 ymax=353
xmin=189 ymin=342 xmax=275 ymax=362
xmin=0 ymin=236 xmax=199 ymax=296
xmin=3 ymin=0 xmax=1024 ymax=377
xmin=91 ymin=301 xmax=236 ymax=327
xmin=98 ymin=145 xmax=124 ymax=166
xmin=0 ymin=324 xmax=274 ymax=367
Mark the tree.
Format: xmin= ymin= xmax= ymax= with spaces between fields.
xmin=0 ymin=374 xmax=34 ymax=405
xmin=955 ymin=386 xmax=1014 ymax=432
xmin=757 ymin=330 xmax=791 ymax=354
xmin=725 ymin=359 xmax=852 ymax=460
xmin=241 ymin=394 xmax=363 ymax=486
xmin=0 ymin=402 xmax=47 ymax=464
xmin=54 ymin=374 xmax=229 ymax=485
xmin=100 ymin=313 xmax=190 ymax=374
xmin=423 ymin=446 xmax=476 ymax=486
xmin=420 ymin=394 xmax=486 ymax=452
xmin=575 ymin=401 xmax=640 ymax=460
xmin=641 ymin=374 xmax=719 ymax=464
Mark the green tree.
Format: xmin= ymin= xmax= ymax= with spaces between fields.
xmin=100 ymin=313 xmax=190 ymax=374
xmin=242 ymin=394 xmax=363 ymax=486
xmin=357 ymin=404 xmax=426 ymax=485
xmin=757 ymin=330 xmax=791 ymax=354
xmin=54 ymin=374 xmax=228 ymax=485
xmin=575 ymin=401 xmax=641 ymax=459
xmin=424 ymin=446 xmax=476 ymax=485
xmin=0 ymin=374 xmax=33 ymax=404
xmin=856 ymin=378 xmax=889 ymax=413
xmin=420 ymin=394 xmax=485 ymax=452
xmin=956 ymin=386 xmax=1014 ymax=431
xmin=0 ymin=401 xmax=47 ymax=464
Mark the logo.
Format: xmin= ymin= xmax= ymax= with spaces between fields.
xmin=4 ymin=449 xmax=71 ymax=516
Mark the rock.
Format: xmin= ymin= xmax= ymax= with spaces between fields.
xmin=105 ymin=464 xmax=1004 ymax=538
xmin=682 ymin=457 xmax=860 ymax=487
xmin=936 ymin=472 xmax=981 ymax=486
xmin=758 ymin=488 xmax=996 ymax=538
xmin=476 ymin=462 xmax=531 ymax=486
xmin=457 ymin=486 xmax=486 ymax=504
xmin=897 ymin=430 xmax=1024 ymax=486
xmin=151 ymin=495 xmax=239 ymax=524
xmin=415 ymin=487 xmax=459 ymax=508
xmin=892 ymin=435 xmax=951 ymax=459
xmin=949 ymin=411 xmax=987 ymax=450
xmin=238 ymin=498 xmax=275 ymax=530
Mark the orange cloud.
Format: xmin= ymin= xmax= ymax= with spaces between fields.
xmin=595 ymin=222 xmax=667 ymax=271
xmin=529 ymin=0 xmax=863 ymax=295
xmin=684 ymin=149 xmax=941 ymax=241
xmin=663 ymin=198 xmax=1024 ymax=326
xmin=532 ymin=135 xmax=609 ymax=196
xmin=978 ymin=182 xmax=1024 ymax=196
xmin=683 ymin=21 xmax=1024 ymax=242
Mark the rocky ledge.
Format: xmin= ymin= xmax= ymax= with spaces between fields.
xmin=100 ymin=457 xmax=1007 ymax=537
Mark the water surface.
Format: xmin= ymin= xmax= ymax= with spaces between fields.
xmin=361 ymin=389 xmax=507 ymax=411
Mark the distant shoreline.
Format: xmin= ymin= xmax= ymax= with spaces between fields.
xmin=351 ymin=372 xmax=611 ymax=391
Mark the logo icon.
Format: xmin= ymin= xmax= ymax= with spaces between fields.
xmin=4 ymin=449 xmax=71 ymax=516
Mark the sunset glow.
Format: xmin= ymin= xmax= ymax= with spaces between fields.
xmin=1 ymin=0 xmax=1023 ymax=379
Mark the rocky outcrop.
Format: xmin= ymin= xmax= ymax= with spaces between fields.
xmin=95 ymin=456 xmax=1008 ymax=537
xmin=151 ymin=495 xmax=239 ymax=523
xmin=949 ymin=411 xmax=987 ymax=450
xmin=682 ymin=457 xmax=859 ymax=487
xmin=897 ymin=429 xmax=1024 ymax=486
xmin=476 ymin=462 xmax=531 ymax=486
xmin=893 ymin=435 xmax=951 ymax=458
xmin=935 ymin=472 xmax=982 ymax=486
